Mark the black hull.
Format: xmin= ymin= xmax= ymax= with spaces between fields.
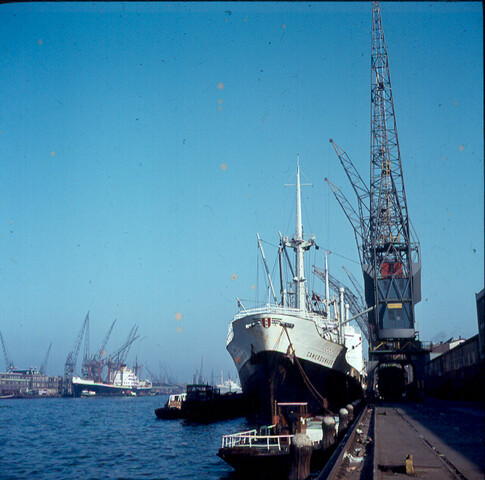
xmin=239 ymin=350 xmax=363 ymax=422
xmin=218 ymin=447 xmax=291 ymax=478
xmin=155 ymin=407 xmax=184 ymax=420
xmin=217 ymin=444 xmax=333 ymax=479
xmin=155 ymin=393 xmax=247 ymax=422
xmin=72 ymin=382 xmax=151 ymax=397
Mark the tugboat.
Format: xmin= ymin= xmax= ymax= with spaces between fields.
xmin=226 ymin=162 xmax=366 ymax=422
xmin=155 ymin=384 xmax=247 ymax=422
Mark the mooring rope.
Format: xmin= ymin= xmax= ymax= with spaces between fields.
xmin=282 ymin=325 xmax=330 ymax=412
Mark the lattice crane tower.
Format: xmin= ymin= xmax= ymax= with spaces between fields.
xmin=367 ymin=1 xmax=421 ymax=341
xmin=326 ymin=1 xmax=421 ymax=345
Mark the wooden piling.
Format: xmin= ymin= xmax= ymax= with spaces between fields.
xmin=338 ymin=408 xmax=349 ymax=437
xmin=322 ymin=415 xmax=336 ymax=450
xmin=289 ymin=433 xmax=313 ymax=480
xmin=346 ymin=403 xmax=354 ymax=423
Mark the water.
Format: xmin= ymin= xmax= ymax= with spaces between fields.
xmin=0 ymin=396 xmax=251 ymax=480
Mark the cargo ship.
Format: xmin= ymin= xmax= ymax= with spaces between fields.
xmin=226 ymin=163 xmax=365 ymax=422
xmin=72 ymin=365 xmax=152 ymax=397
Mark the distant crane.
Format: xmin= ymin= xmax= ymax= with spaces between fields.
xmin=106 ymin=325 xmax=139 ymax=384
xmin=64 ymin=312 xmax=89 ymax=391
xmin=81 ymin=314 xmax=90 ymax=378
xmin=97 ymin=319 xmax=116 ymax=362
xmin=81 ymin=318 xmax=117 ymax=382
xmin=0 ymin=331 xmax=14 ymax=372
xmin=145 ymin=365 xmax=160 ymax=384
xmin=326 ymin=1 xmax=425 ymax=395
xmin=40 ymin=342 xmax=52 ymax=375
xmin=197 ymin=357 xmax=204 ymax=384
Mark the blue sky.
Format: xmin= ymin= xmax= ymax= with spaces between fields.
xmin=0 ymin=2 xmax=482 ymax=381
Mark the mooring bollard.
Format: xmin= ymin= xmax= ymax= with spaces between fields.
xmin=346 ymin=403 xmax=354 ymax=423
xmin=322 ymin=415 xmax=336 ymax=450
xmin=289 ymin=433 xmax=313 ymax=480
xmin=338 ymin=408 xmax=349 ymax=437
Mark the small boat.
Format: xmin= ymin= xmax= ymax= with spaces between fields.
xmin=0 ymin=394 xmax=15 ymax=399
xmin=217 ymin=402 xmax=335 ymax=477
xmin=80 ymin=390 xmax=96 ymax=397
xmin=155 ymin=392 xmax=187 ymax=419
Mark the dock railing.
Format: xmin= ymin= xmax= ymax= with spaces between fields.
xmin=221 ymin=428 xmax=294 ymax=451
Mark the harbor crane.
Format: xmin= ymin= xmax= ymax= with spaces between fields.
xmin=326 ymin=1 xmax=425 ymax=396
xmin=97 ymin=319 xmax=116 ymax=362
xmin=81 ymin=318 xmax=117 ymax=382
xmin=106 ymin=325 xmax=139 ymax=384
xmin=0 ymin=331 xmax=15 ymax=372
xmin=40 ymin=342 xmax=52 ymax=375
xmin=81 ymin=314 xmax=90 ymax=378
xmin=63 ymin=312 xmax=89 ymax=393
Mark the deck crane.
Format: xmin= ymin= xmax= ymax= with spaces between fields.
xmin=63 ymin=312 xmax=89 ymax=393
xmin=0 ymin=331 xmax=14 ymax=372
xmin=40 ymin=342 xmax=52 ymax=375
xmin=326 ymin=1 xmax=425 ymax=396
xmin=313 ymin=266 xmax=371 ymax=343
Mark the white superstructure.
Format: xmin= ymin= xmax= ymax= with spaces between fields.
xmin=111 ymin=366 xmax=151 ymax=389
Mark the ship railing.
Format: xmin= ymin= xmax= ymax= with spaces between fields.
xmin=221 ymin=429 xmax=294 ymax=451
xmin=232 ymin=305 xmax=338 ymax=328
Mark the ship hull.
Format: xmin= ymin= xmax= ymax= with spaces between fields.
xmin=72 ymin=377 xmax=152 ymax=397
xmin=227 ymin=310 xmax=363 ymax=422
xmin=239 ymin=350 xmax=362 ymax=422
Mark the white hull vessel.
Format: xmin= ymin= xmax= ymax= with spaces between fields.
xmin=227 ymin=163 xmax=365 ymax=421
xmin=72 ymin=366 xmax=152 ymax=397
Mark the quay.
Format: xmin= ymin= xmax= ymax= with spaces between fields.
xmin=318 ymin=398 xmax=484 ymax=480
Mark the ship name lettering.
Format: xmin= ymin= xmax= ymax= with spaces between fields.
xmin=306 ymin=351 xmax=331 ymax=366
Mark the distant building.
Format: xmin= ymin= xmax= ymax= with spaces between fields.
xmin=428 ymin=337 xmax=466 ymax=361
xmin=0 ymin=370 xmax=61 ymax=396
xmin=424 ymin=287 xmax=484 ymax=400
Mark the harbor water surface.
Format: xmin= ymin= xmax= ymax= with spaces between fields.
xmin=0 ymin=395 xmax=250 ymax=479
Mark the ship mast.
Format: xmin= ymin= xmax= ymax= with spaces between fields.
xmin=285 ymin=159 xmax=315 ymax=311
xmin=295 ymin=163 xmax=306 ymax=310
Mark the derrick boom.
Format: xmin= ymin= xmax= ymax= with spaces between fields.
xmin=325 ymin=178 xmax=366 ymax=264
xmin=329 ymin=139 xmax=371 ymax=245
xmin=98 ymin=319 xmax=116 ymax=361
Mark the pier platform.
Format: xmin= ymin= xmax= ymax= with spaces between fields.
xmin=373 ymin=399 xmax=484 ymax=480
xmin=318 ymin=398 xmax=483 ymax=480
